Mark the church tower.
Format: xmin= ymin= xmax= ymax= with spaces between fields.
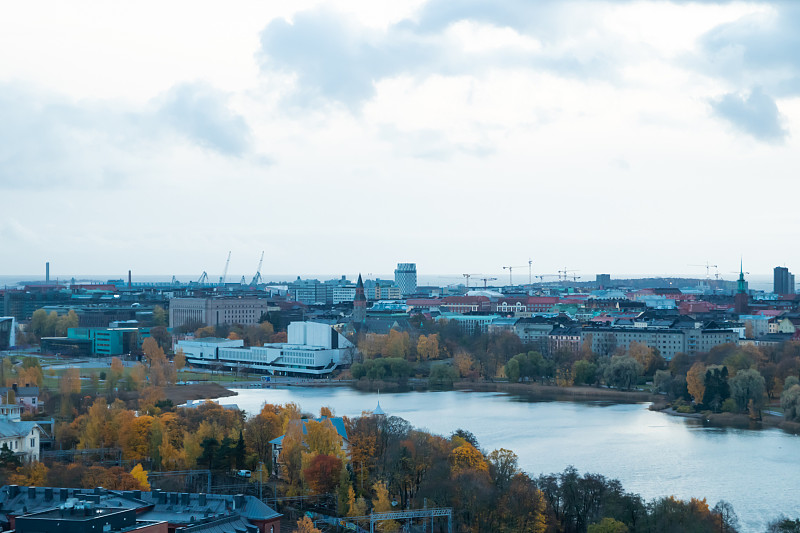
xmin=734 ymin=260 xmax=749 ymax=315
xmin=353 ymin=274 xmax=367 ymax=324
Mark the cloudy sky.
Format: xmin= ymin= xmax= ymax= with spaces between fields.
xmin=1 ymin=0 xmax=798 ymax=282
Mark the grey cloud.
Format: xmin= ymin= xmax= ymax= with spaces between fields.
xmin=258 ymin=2 xmax=630 ymax=109
xmin=710 ymin=87 xmax=787 ymax=143
xmin=696 ymin=4 xmax=800 ymax=97
xmin=0 ymin=82 xmax=254 ymax=189
xmin=260 ymin=11 xmax=429 ymax=108
xmin=158 ymin=83 xmax=251 ymax=156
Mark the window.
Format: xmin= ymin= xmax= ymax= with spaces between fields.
xmin=30 ymin=438 xmax=35 ymax=447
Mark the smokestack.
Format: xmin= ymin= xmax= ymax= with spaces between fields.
xmin=128 ymin=270 xmax=132 ymax=288
xmin=46 ymin=262 xmax=50 ymax=283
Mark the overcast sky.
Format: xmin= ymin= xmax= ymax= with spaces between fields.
xmin=1 ymin=0 xmax=798 ymax=282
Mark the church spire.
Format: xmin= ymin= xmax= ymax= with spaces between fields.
xmin=353 ymin=273 xmax=367 ymax=323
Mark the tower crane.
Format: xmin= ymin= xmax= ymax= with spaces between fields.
xmin=689 ymin=262 xmax=718 ymax=280
xmin=251 ymin=251 xmax=265 ymax=286
xmin=475 ymin=277 xmax=498 ymax=289
xmin=502 ymin=264 xmax=530 ymax=285
xmin=558 ymin=268 xmax=578 ymax=282
xmin=219 ymin=251 xmax=231 ymax=285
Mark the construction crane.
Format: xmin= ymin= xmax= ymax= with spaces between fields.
xmin=474 ymin=277 xmax=498 ymax=289
xmin=690 ymin=262 xmax=719 ymax=280
xmin=536 ymin=274 xmax=560 ymax=282
xmin=503 ymin=264 xmax=530 ymax=285
xmin=251 ymin=251 xmax=265 ymax=286
xmin=558 ymin=268 xmax=578 ymax=282
xmin=197 ymin=271 xmax=209 ymax=284
xmin=219 ymin=251 xmax=231 ymax=285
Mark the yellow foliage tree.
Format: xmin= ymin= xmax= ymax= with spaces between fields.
xmin=687 ymin=363 xmax=706 ymax=404
xmin=295 ymin=516 xmax=322 ymax=533
xmin=371 ymin=481 xmax=398 ymax=532
xmin=9 ymin=462 xmax=49 ymax=486
xmin=454 ymin=351 xmax=474 ymax=378
xmin=60 ymin=367 xmax=81 ymax=394
xmin=130 ymin=464 xmax=151 ymax=490
xmin=174 ymin=349 xmax=186 ymax=372
xmin=305 ymin=419 xmax=345 ymax=459
xmin=450 ymin=443 xmax=488 ymax=475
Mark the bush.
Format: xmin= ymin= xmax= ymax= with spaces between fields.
xmin=721 ymin=398 xmax=737 ymax=413
xmin=676 ymin=405 xmax=694 ymax=414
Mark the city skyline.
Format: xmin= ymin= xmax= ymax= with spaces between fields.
xmin=2 ymin=1 xmax=799 ymax=276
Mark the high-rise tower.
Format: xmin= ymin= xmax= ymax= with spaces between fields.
xmin=774 ymin=266 xmax=795 ymax=295
xmin=394 ymin=263 xmax=417 ymax=296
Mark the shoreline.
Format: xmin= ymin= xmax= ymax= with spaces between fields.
xmin=214 ymin=378 xmax=800 ymax=435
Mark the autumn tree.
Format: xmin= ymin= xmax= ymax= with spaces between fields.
xmin=173 ymin=349 xmax=186 ymax=372
xmin=372 ymin=481 xmax=398 ymax=532
xmin=109 ymin=357 xmax=124 ymax=391
xmin=130 ymin=464 xmax=151 ymax=490
xmin=686 ymin=363 xmax=706 ymax=405
xmin=295 ymin=516 xmax=322 ymax=533
xmin=450 ymin=442 xmax=488 ymax=476
xmin=303 ymin=453 xmax=343 ymax=494
xmin=488 ymin=448 xmax=519 ymax=491
xmin=60 ymin=367 xmax=81 ymax=394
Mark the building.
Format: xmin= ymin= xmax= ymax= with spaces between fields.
xmin=394 ymin=263 xmax=417 ymax=296
xmin=774 ymin=266 xmax=795 ymax=295
xmin=41 ymin=327 xmax=151 ymax=357
xmin=596 ymin=274 xmax=612 ymax=289
xmin=169 ymin=298 xmax=274 ymax=329
xmin=0 ymin=385 xmax=40 ymax=413
xmin=0 ymin=404 xmax=44 ymax=463
xmin=287 ymin=278 xmax=327 ymax=305
xmin=178 ymin=322 xmax=355 ymax=377
xmin=363 ymin=279 xmax=402 ymax=301
xmin=0 ymin=317 xmax=15 ymax=350
xmin=436 ymin=314 xmax=496 ymax=335
xmin=0 ymin=486 xmax=281 ymax=533
xmin=269 ymin=416 xmax=348 ymax=474
xmin=15 ymin=505 xmax=167 ymax=533
xmin=581 ymin=324 xmax=739 ymax=359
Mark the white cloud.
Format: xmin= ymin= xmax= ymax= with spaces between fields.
xmin=1 ymin=0 xmax=800 ymax=277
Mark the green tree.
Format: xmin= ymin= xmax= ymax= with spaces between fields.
xmin=573 ymin=359 xmax=598 ymax=385
xmin=152 ymin=305 xmax=167 ymax=327
xmin=782 ymin=385 xmax=800 ymax=421
xmin=702 ymin=365 xmax=730 ymax=412
xmin=603 ymin=356 xmax=642 ymax=390
xmin=729 ymin=368 xmax=765 ymax=413
xmin=428 ymin=364 xmax=458 ymax=387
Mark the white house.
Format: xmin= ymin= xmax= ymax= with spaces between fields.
xmin=0 ymin=404 xmax=43 ymax=463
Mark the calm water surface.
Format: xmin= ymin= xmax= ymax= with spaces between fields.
xmin=217 ymin=387 xmax=800 ymax=532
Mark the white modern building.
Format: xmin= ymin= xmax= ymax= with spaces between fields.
xmin=177 ymin=322 xmax=355 ymax=377
xmin=394 ymin=263 xmax=417 ymax=296
xmin=0 ymin=317 xmax=15 ymax=351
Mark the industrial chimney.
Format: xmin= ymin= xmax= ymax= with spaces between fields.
xmin=46 ymin=262 xmax=50 ymax=283
xmin=128 ymin=270 xmax=132 ymax=288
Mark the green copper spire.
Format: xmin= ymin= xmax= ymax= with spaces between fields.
xmin=737 ymin=258 xmax=747 ymax=294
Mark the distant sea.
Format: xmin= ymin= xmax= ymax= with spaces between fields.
xmin=0 ymin=273 xmax=776 ymax=292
